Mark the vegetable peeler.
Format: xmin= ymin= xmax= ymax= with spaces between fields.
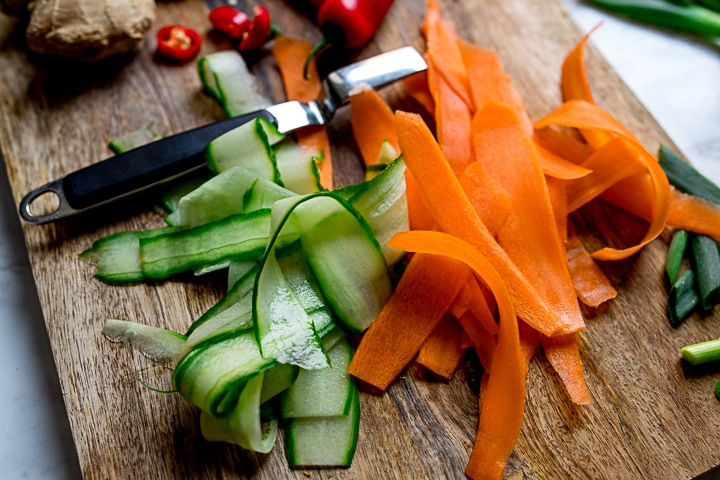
xmin=18 ymin=46 xmax=427 ymax=225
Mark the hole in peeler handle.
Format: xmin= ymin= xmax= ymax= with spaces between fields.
xmin=24 ymin=190 xmax=60 ymax=218
xmin=18 ymin=179 xmax=76 ymax=225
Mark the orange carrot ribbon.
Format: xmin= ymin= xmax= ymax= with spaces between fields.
xmin=535 ymin=100 xmax=670 ymax=261
xmin=473 ymin=101 xmax=585 ymax=333
xmin=272 ymin=35 xmax=333 ymax=189
xmin=348 ymin=253 xmax=470 ymax=391
xmin=396 ymin=110 xmax=568 ymax=336
xmin=389 ymin=230 xmax=525 ymax=480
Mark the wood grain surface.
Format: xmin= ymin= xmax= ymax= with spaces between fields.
xmin=1 ymin=0 xmax=719 ymax=479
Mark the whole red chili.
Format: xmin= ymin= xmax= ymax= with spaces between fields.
xmin=209 ymin=5 xmax=252 ymax=39
xmin=238 ymin=5 xmax=274 ymax=51
xmin=304 ymin=0 xmax=395 ymax=76
xmin=156 ymin=25 xmax=202 ymax=63
xmin=317 ymin=0 xmax=394 ymax=48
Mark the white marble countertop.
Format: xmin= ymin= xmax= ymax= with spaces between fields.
xmin=0 ymin=1 xmax=718 ymax=479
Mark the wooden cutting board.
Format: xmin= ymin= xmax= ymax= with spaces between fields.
xmin=1 ymin=0 xmax=719 ymax=478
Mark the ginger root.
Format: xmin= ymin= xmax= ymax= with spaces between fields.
xmin=2 ymin=0 xmax=156 ymax=61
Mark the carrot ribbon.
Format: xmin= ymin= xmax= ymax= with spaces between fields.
xmin=416 ymin=315 xmax=466 ymax=381
xmin=535 ymin=100 xmax=671 ymax=261
xmin=348 ymin=252 xmax=470 ymax=391
xmin=272 ymin=35 xmax=333 ymax=189
xmin=472 ymin=101 xmax=585 ymax=334
xmin=389 ymin=230 xmax=525 ymax=480
xmin=566 ymin=228 xmax=617 ymax=307
xmin=395 ymin=110 xmax=568 ymax=336
xmin=422 ymin=1 xmax=473 ymax=110
xmin=349 ymin=87 xmax=400 ymax=166
xmin=347 ymin=84 xmax=434 ymax=231
xmin=560 ymin=23 xmax=610 ymax=149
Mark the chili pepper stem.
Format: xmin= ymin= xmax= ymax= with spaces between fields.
xmin=303 ymin=38 xmax=330 ymax=80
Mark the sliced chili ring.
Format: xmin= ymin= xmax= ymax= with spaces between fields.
xmin=156 ymin=25 xmax=202 ymax=63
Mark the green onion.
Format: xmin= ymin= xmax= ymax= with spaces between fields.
xmin=715 ymin=380 xmax=720 ymax=401
xmin=588 ymin=0 xmax=720 ymax=39
xmin=658 ymin=145 xmax=720 ymax=204
xmin=658 ymin=145 xmax=720 ymax=316
xmin=680 ymin=337 xmax=720 ymax=365
xmin=691 ymin=235 xmax=720 ymax=310
xmin=666 ymin=229 xmax=689 ymax=284
xmin=668 ymin=269 xmax=700 ymax=326
xmin=697 ymin=0 xmax=720 ymax=14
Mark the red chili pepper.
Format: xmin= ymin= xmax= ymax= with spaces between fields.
xmin=156 ymin=25 xmax=202 ymax=63
xmin=209 ymin=6 xmax=252 ymax=40
xmin=304 ymin=0 xmax=394 ymax=77
xmin=238 ymin=5 xmax=274 ymax=51
xmin=317 ymin=0 xmax=394 ymax=48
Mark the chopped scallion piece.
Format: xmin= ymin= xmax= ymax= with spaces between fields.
xmin=680 ymin=337 xmax=720 ymax=365
xmin=715 ymin=380 xmax=720 ymax=401
xmin=658 ymin=145 xmax=720 ymax=318
xmin=659 ymin=145 xmax=720 ymax=204
xmin=690 ymin=235 xmax=720 ymax=310
xmin=668 ymin=269 xmax=700 ymax=326
xmin=666 ymin=229 xmax=689 ymax=284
